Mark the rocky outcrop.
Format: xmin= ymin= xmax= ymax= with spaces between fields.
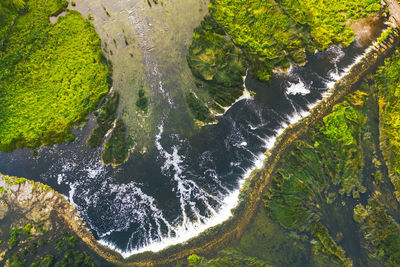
xmin=0 ymin=174 xmax=122 ymax=266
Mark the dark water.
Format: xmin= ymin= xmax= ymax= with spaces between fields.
xmin=0 ymin=36 xmax=381 ymax=254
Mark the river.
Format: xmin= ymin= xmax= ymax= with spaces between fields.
xmin=0 ymin=4 xmax=386 ymax=257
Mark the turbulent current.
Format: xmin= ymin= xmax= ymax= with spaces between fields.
xmin=0 ymin=41 xmax=379 ymax=256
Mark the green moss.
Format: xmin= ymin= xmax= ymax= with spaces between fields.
xmin=310 ymin=223 xmax=352 ymax=266
xmin=0 ymin=0 xmax=109 ymax=152
xmin=55 ymin=250 xmax=95 ymax=267
xmin=0 ymin=0 xmax=24 ymax=41
xmin=0 ymin=186 xmax=6 ymax=196
xmin=261 ymin=86 xmax=375 ymax=265
xmin=9 ymin=227 xmax=22 ymax=249
xmin=197 ymin=0 xmax=380 ymax=82
xmin=186 ymin=15 xmax=246 ymax=121
xmin=209 ymin=0 xmax=312 ymax=81
xmin=136 ymin=88 xmax=149 ymax=112
xmin=185 ymin=92 xmax=215 ymax=123
xmin=23 ymin=223 xmax=32 ymax=235
xmin=7 ymin=253 xmax=23 ymax=267
xmin=87 ymin=91 xmax=119 ymax=147
xmin=186 ymin=0 xmax=381 ymax=122
xmin=354 ymin=196 xmax=400 ymax=265
xmin=102 ymin=118 xmax=131 ymax=165
xmin=376 ymin=49 xmax=400 ymax=201
xmin=377 ymin=27 xmax=393 ymax=45
xmin=187 ymin=252 xmax=270 ymax=266
xmin=187 ymin=254 xmax=202 ymax=265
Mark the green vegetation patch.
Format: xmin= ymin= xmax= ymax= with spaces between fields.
xmin=277 ymin=0 xmax=381 ymax=50
xmin=210 ymin=0 xmax=380 ymax=80
xmin=136 ymin=88 xmax=149 ymax=113
xmin=4 ymin=225 xmax=96 ymax=267
xmin=102 ymin=118 xmax=131 ymax=165
xmin=354 ymin=196 xmax=400 ymax=265
xmin=187 ymin=15 xmax=247 ymax=122
xmin=0 ymin=0 xmax=22 ymax=41
xmin=264 ymin=89 xmax=372 ymax=265
xmin=185 ymin=92 xmax=214 ymax=124
xmin=0 ymin=0 xmax=109 ymax=152
xmin=186 ymin=0 xmax=381 ymax=122
xmin=86 ymin=91 xmax=132 ymax=166
xmin=376 ymin=49 xmax=400 ymax=201
xmin=260 ymin=48 xmax=400 ymax=265
xmin=87 ymin=91 xmax=119 ymax=147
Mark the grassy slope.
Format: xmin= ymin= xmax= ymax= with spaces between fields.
xmin=186 ymin=0 xmax=381 ymax=122
xmin=0 ymin=0 xmax=109 ymax=152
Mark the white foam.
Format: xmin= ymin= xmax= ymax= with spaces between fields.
xmin=155 ymin=124 xmax=222 ymax=226
xmin=286 ymin=78 xmax=310 ymax=95
xmin=324 ymin=43 xmax=374 ymax=90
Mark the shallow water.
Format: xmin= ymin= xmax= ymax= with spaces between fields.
xmin=0 ymin=5 xmax=386 ymax=256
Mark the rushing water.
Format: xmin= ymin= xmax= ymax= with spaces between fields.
xmin=0 ymin=20 xmax=385 ymax=256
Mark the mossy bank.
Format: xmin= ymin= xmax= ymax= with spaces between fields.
xmin=186 ymin=0 xmax=384 ymax=123
xmin=0 ymin=0 xmax=110 ymax=152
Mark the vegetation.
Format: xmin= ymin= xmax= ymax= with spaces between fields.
xmin=87 ymin=92 xmax=119 ymax=147
xmin=86 ymin=91 xmax=131 ymax=166
xmin=181 ymin=207 xmax=337 ymax=266
xmin=136 ymin=88 xmax=149 ymax=112
xmin=0 ymin=0 xmax=109 ymax=152
xmin=376 ymin=49 xmax=400 ymax=201
xmin=3 ymin=225 xmax=96 ymax=266
xmin=0 ymin=175 xmax=98 ymax=266
xmin=187 ymin=0 xmax=381 ymax=122
xmin=54 ymin=250 xmax=95 ymax=267
xmin=9 ymin=227 xmax=22 ymax=249
xmin=187 ymin=15 xmax=246 ymax=121
xmin=185 ymin=92 xmax=214 ymax=123
xmin=102 ymin=118 xmax=131 ymax=165
xmin=0 ymin=0 xmax=23 ymax=41
xmin=210 ymin=0 xmax=380 ymax=80
xmin=354 ymin=196 xmax=400 ymax=265
xmin=260 ymin=49 xmax=400 ymax=265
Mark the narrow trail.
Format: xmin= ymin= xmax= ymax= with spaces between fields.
xmin=62 ymin=6 xmax=400 ymax=267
